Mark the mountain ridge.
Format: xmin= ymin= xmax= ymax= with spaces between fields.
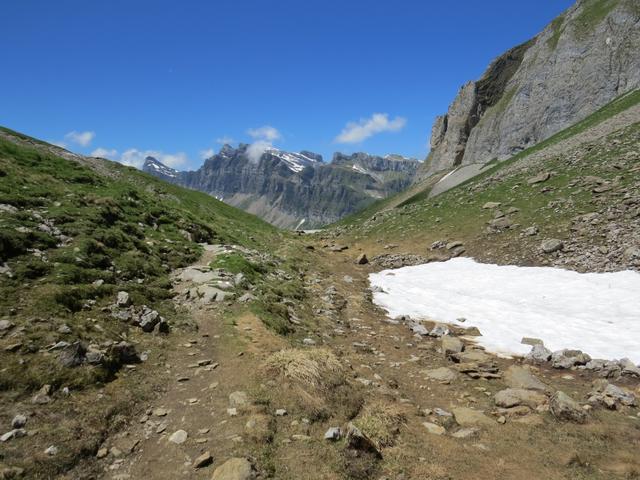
xmin=420 ymin=0 xmax=640 ymax=179
xmin=143 ymin=145 xmax=420 ymax=229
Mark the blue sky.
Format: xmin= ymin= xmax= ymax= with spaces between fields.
xmin=1 ymin=0 xmax=574 ymax=170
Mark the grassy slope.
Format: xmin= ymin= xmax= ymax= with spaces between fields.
xmin=0 ymin=129 xmax=285 ymax=389
xmin=0 ymin=130 xmax=294 ymax=476
xmin=337 ymin=89 xmax=640 ymax=234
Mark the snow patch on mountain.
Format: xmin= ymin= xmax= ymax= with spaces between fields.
xmin=266 ymin=149 xmax=321 ymax=173
xmin=370 ymin=258 xmax=640 ymax=363
xmin=144 ymin=157 xmax=177 ymax=178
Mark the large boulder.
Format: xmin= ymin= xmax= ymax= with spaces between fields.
xmin=550 ymin=391 xmax=587 ymax=423
xmin=525 ymin=344 xmax=552 ymax=363
xmin=441 ymin=335 xmax=464 ymax=356
xmin=494 ymin=388 xmax=547 ymax=409
xmin=551 ymin=349 xmax=591 ymax=369
xmin=58 ymin=342 xmax=86 ymax=368
xmin=504 ymin=365 xmax=548 ymax=392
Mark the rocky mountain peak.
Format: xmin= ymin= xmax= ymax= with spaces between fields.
xmin=142 ymin=156 xmax=178 ymax=179
xmin=420 ymin=0 xmax=640 ymax=179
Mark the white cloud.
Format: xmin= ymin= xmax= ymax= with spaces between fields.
xmin=91 ymin=147 xmax=188 ymax=169
xmin=91 ymin=147 xmax=118 ymax=158
xmin=199 ymin=148 xmax=215 ymax=160
xmin=64 ymin=130 xmax=95 ymax=147
xmin=243 ymin=125 xmax=281 ymax=163
xmin=247 ymin=125 xmax=281 ymax=141
xmin=334 ymin=113 xmax=406 ymax=144
xmin=246 ymin=140 xmax=272 ymax=164
xmin=215 ymin=136 xmax=234 ymax=145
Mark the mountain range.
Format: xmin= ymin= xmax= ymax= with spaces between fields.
xmin=143 ymin=146 xmax=420 ymax=229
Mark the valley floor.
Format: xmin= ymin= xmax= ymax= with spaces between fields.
xmin=65 ymin=241 xmax=640 ymax=480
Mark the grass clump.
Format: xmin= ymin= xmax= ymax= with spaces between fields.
xmin=353 ymin=402 xmax=407 ymax=450
xmin=264 ymin=348 xmax=361 ymax=420
xmin=265 ymin=348 xmax=344 ymax=388
xmin=211 ymin=253 xmax=266 ymax=283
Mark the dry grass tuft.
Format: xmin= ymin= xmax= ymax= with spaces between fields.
xmin=353 ymin=401 xmax=407 ymax=450
xmin=263 ymin=348 xmax=358 ymax=419
xmin=264 ymin=348 xmax=344 ymax=390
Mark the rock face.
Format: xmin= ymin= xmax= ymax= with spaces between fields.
xmin=420 ymin=0 xmax=640 ymax=178
xmin=143 ymin=148 xmax=419 ymax=229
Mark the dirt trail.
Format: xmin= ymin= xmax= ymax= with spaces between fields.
xmin=101 ymin=247 xmax=285 ymax=479
xmin=100 ymin=243 xmax=640 ymax=480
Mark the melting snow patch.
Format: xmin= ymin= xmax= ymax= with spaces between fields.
xmin=369 ymin=257 xmax=640 ymax=363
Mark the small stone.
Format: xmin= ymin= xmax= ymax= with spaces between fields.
xmin=275 ymin=409 xmax=287 ymax=416
xmin=302 ymin=338 xmax=316 ymax=346
xmin=451 ymin=428 xmax=478 ymax=439
xmin=482 ymin=202 xmax=501 ymax=209
xmin=441 ymin=335 xmax=464 ymax=356
xmin=96 ymin=447 xmax=108 ymax=459
xmin=550 ymin=391 xmax=587 ymax=423
xmin=425 ymin=367 xmax=458 ymax=384
xmin=45 ymin=445 xmax=58 ymax=456
xmin=1 ymin=429 xmax=26 ymax=443
xmin=527 ymin=172 xmax=551 ymax=185
xmin=526 ymin=344 xmax=552 ymax=363
xmin=324 ymin=427 xmax=342 ymax=441
xmin=32 ymin=385 xmax=52 ymax=404
xmin=116 ymin=291 xmax=130 ymax=307
xmin=193 ymin=451 xmax=213 ymax=468
xmin=422 ymin=422 xmax=445 ymax=435
xmin=429 ymin=324 xmax=450 ymax=337
xmin=11 ymin=415 xmax=27 ymax=429
xmin=153 ymin=408 xmax=168 ymax=417
xmin=57 ymin=324 xmax=72 ymax=334
xmin=0 ymin=319 xmax=14 ymax=331
xmin=168 ymin=429 xmax=188 ymax=445
xmin=211 ymin=457 xmax=253 ymax=480
xmin=355 ymin=253 xmax=369 ymax=265
xmin=494 ymin=389 xmax=547 ymax=409
xmin=541 ymin=239 xmax=563 ymax=254
xmin=452 ymin=407 xmax=495 ymax=427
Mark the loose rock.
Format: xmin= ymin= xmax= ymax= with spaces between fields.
xmin=550 ymin=391 xmax=587 ymax=423
xmin=211 ymin=457 xmax=254 ymax=480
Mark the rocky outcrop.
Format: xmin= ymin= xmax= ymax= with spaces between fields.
xmin=143 ymin=147 xmax=419 ymax=229
xmin=421 ymin=0 xmax=640 ymax=177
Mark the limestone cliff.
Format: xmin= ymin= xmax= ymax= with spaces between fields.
xmin=421 ymin=0 xmax=640 ymax=177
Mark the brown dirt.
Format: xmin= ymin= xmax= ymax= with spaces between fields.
xmin=89 ymin=243 xmax=640 ymax=480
